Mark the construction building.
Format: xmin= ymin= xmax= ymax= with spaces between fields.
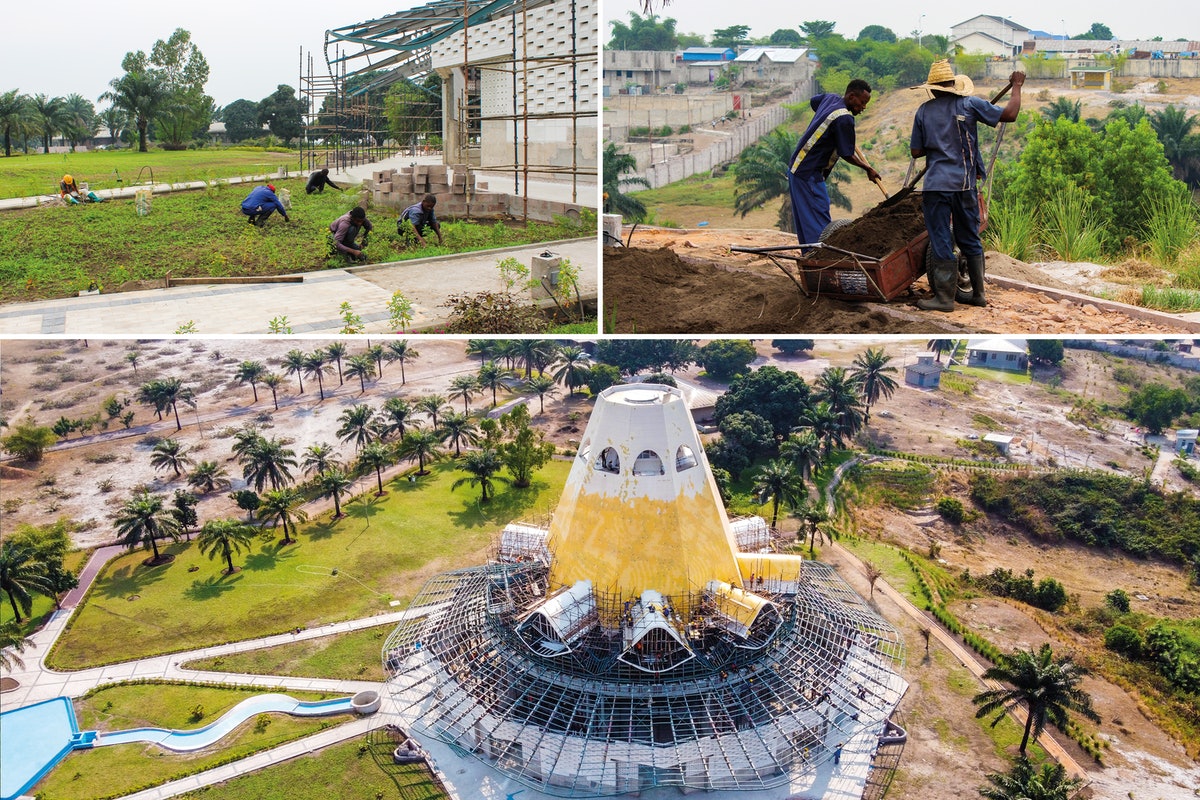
xmin=382 ymin=384 xmax=908 ymax=797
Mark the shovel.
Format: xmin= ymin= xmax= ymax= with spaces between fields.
xmin=874 ymin=78 xmax=1015 ymax=211
xmin=854 ymin=145 xmax=889 ymax=199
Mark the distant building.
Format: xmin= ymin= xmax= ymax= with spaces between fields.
xmin=1069 ymin=67 xmax=1114 ymax=90
xmin=1178 ymin=429 xmax=1198 ymax=457
xmin=732 ymin=47 xmax=814 ymax=86
xmin=950 ymin=14 xmax=1030 ymax=57
xmin=679 ymin=46 xmax=736 ymax=63
xmin=905 ymin=353 xmax=943 ymax=388
xmin=983 ymin=433 xmax=1014 ymax=455
xmin=603 ymin=50 xmax=677 ymax=95
xmin=966 ymin=338 xmax=1028 ymax=372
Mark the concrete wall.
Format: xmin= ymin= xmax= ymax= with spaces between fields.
xmin=634 ymin=85 xmax=809 ymax=189
xmin=984 ymin=57 xmax=1200 ymax=80
xmin=605 ymin=94 xmax=733 ymax=133
xmin=369 ymin=165 xmax=587 ymax=223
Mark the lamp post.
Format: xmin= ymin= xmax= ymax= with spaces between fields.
xmin=918 ymin=14 xmax=926 ymax=49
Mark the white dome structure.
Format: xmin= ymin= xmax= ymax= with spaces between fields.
xmin=382 ymin=383 xmax=908 ymax=797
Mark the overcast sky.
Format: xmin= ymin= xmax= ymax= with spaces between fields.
xmin=603 ymin=1 xmax=1194 ymax=45
xmin=0 ymin=1 xmax=404 ymax=110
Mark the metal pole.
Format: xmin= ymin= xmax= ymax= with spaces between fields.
xmin=570 ymin=0 xmax=578 ymax=204
xmin=522 ymin=0 xmax=529 ymax=221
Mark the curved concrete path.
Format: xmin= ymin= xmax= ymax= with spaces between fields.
xmin=822 ymin=455 xmax=1089 ymax=783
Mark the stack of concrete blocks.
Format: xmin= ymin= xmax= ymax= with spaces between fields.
xmin=369 ymin=164 xmax=587 ymax=223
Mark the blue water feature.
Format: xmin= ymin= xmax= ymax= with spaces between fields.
xmin=95 ymin=694 xmax=355 ymax=750
xmin=0 ymin=697 xmax=79 ymax=800
xmin=0 ymin=693 xmax=353 ymax=800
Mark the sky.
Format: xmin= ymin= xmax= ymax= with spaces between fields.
xmin=602 ymin=1 xmax=1196 ymax=44
xmin=0 ymin=0 xmax=408 ymax=110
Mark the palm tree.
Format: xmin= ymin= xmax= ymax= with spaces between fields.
xmin=357 ymin=441 xmax=393 ymax=495
xmin=187 ymin=460 xmax=230 ymax=494
xmin=552 ymin=346 xmax=590 ymax=397
xmin=477 ymin=360 xmax=510 ymax=407
xmin=125 ymin=350 xmax=141 ymax=374
xmin=157 ymin=377 xmax=191 ymax=431
xmin=927 ymin=339 xmax=956 ymax=363
xmin=230 ymin=426 xmax=263 ymax=461
xmin=344 ymin=354 xmax=375 ymax=393
xmin=98 ymin=104 xmax=128 ymax=150
xmin=338 ymin=404 xmax=378 ymax=452
xmin=367 ymin=344 xmax=387 ymax=378
xmin=261 ymin=372 xmax=283 ymax=410
xmin=980 ymin=757 xmax=1083 ymax=800
xmin=752 ymin=459 xmax=804 ymax=528
xmin=465 ymin=339 xmax=499 ymax=365
xmin=0 ymin=620 xmax=37 ymax=671
xmin=780 ymin=429 xmax=822 ymax=482
xmin=1041 ymin=97 xmax=1081 ymax=123
xmin=514 ymin=339 xmax=557 ymax=379
xmin=1149 ymin=104 xmax=1200 ymax=186
xmin=0 ymin=90 xmax=30 ymax=158
xmin=114 ymin=491 xmax=182 ymax=563
xmin=316 ymin=468 xmax=354 ymax=518
xmin=398 ymin=429 xmax=443 ymax=475
xmin=325 ymin=341 xmax=348 ymax=385
xmin=0 ymin=542 xmax=49 ymax=623
xmin=61 ymin=93 xmax=96 ymax=150
xmin=800 ymin=400 xmax=842 ymax=456
xmin=303 ymin=350 xmax=331 ymax=401
xmin=258 ymin=488 xmax=308 ymax=546
xmin=525 ymin=374 xmax=558 ymax=414
xmin=235 ymin=361 xmax=266 ymax=403
xmin=850 ymin=347 xmax=898 ymax=425
xmin=603 ymin=142 xmax=651 ymax=221
xmin=150 ymin=437 xmax=193 ymax=478
xmin=380 ymin=397 xmax=416 ymax=440
xmin=302 ymin=443 xmax=340 ymax=476
xmin=196 ymin=518 xmax=255 ymax=574
xmin=973 ymin=643 xmax=1101 ymax=755
xmin=452 ymin=448 xmax=510 ymax=503
xmin=386 ymin=340 xmax=419 ymax=384
xmin=733 ymin=127 xmax=851 ymax=231
xmin=417 ymin=394 xmax=449 ymax=430
xmin=29 ymin=93 xmax=68 ymax=153
xmin=282 ymin=349 xmax=306 ymax=394
xmin=239 ymin=436 xmax=297 ymax=492
xmin=448 ymin=375 xmax=478 ymax=415
xmin=795 ymin=502 xmax=831 ymax=556
xmin=439 ymin=411 xmax=480 ymax=457
xmin=101 ymin=69 xmax=165 ymax=152
xmin=814 ymin=367 xmax=865 ymax=445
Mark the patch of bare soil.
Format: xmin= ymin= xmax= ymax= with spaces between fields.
xmin=604 ymin=229 xmax=1195 ymax=334
xmin=821 ymin=194 xmax=927 ymax=257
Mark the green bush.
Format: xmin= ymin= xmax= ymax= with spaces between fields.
xmin=936 ymin=497 xmax=966 ymax=524
xmin=1104 ymin=623 xmax=1143 ymax=657
xmin=1105 ymin=588 xmax=1131 ymax=613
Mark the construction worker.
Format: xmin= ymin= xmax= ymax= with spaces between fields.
xmin=787 ymin=80 xmax=880 ymax=247
xmin=329 ymin=206 xmax=373 ymax=262
xmin=240 ymin=184 xmax=290 ymax=227
xmin=305 ymin=168 xmax=342 ymax=194
xmin=60 ymin=175 xmax=103 ymax=204
xmin=397 ymin=193 xmax=444 ymax=247
xmin=911 ymin=60 xmax=1024 ymax=311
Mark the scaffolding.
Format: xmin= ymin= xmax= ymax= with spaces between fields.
xmin=298 ymin=47 xmax=397 ymax=175
xmin=305 ymin=0 xmax=596 ymax=216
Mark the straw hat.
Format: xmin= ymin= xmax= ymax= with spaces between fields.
xmin=915 ymin=59 xmax=975 ymax=96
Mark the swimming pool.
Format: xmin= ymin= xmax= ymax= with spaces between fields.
xmin=95 ymin=694 xmax=355 ymax=750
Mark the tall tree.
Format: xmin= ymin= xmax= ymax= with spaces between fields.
xmin=525 ymin=374 xmax=558 ymax=414
xmin=29 ymin=93 xmax=68 ymax=153
xmin=0 ymin=542 xmax=49 ymax=623
xmin=397 ymin=429 xmax=443 ymax=475
xmin=260 ymin=373 xmax=283 ymax=411
xmin=325 ymin=341 xmax=348 ymax=385
xmin=101 ymin=67 xmax=165 ymax=152
xmin=448 ymin=375 xmax=478 ymax=415
xmin=0 ymin=620 xmax=37 ymax=671
xmin=196 ymin=519 xmax=255 ymax=574
xmin=257 ymin=84 xmax=306 ymax=141
xmin=0 ymin=90 xmax=29 ymax=157
xmin=303 ymin=350 xmax=331 ymax=401
xmin=386 ymin=340 xmax=419 ymax=385
xmin=61 ymin=93 xmax=97 ymax=150
xmin=150 ymin=437 xmax=193 ymax=477
xmin=1074 ymin=22 xmax=1113 ymax=40
xmin=143 ymin=29 xmax=213 ymax=148
xmin=357 ymin=441 xmax=393 ymax=495
xmin=258 ymin=488 xmax=307 ymax=546
xmin=302 ymin=443 xmax=340 ymax=476
xmin=980 ymin=758 xmax=1083 ymax=800
xmin=282 ymin=349 xmax=306 ymax=394
xmin=800 ymin=20 xmax=837 ymax=42
xmin=337 ymin=404 xmax=378 ymax=452
xmin=344 ymin=354 xmax=375 ymax=393
xmin=235 ymin=361 xmax=266 ymax=403
xmin=973 ymin=643 xmax=1101 ymax=755
xmin=114 ymin=491 xmax=182 ymax=563
xmin=316 ymin=468 xmax=354 ymax=518
xmin=850 ymin=347 xmax=898 ymax=424
xmin=752 ymin=459 xmax=804 ymax=528
xmin=552 ymin=346 xmax=591 ymax=397
xmin=477 ymin=360 xmax=510 ymax=408
xmin=780 ymin=430 xmax=822 ymax=482
xmin=497 ymin=403 xmax=555 ymax=488
xmin=814 ymin=367 xmax=865 ymax=443
xmin=98 ymin=105 xmax=129 ymax=149
xmin=926 ymin=339 xmax=956 ymax=362
xmin=607 ymin=12 xmax=679 ymax=50
xmin=439 ymin=411 xmax=480 ymax=457
xmin=452 ymin=448 xmax=509 ymax=503
xmin=380 ymin=397 xmax=416 ymax=440
xmin=711 ymin=25 xmax=751 ymax=48
xmin=221 ymin=98 xmax=261 ymax=142
xmin=417 ymin=394 xmax=449 ymax=430
xmin=239 ymin=435 xmax=297 ymax=492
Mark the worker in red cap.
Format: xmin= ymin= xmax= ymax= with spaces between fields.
xmin=240 ymin=184 xmax=290 ymax=226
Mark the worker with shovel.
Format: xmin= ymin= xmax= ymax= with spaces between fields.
xmin=787 ymin=79 xmax=881 ymax=248
xmin=910 ymin=61 xmax=1024 ymax=311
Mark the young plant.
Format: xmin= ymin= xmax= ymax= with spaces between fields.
xmin=386 ymin=291 xmax=415 ymax=332
xmin=268 ymin=315 xmax=293 ymax=335
xmin=496 ymin=256 xmax=533 ymax=292
xmin=338 ymin=301 xmax=364 ymax=335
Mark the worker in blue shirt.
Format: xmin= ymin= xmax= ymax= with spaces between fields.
xmin=397 ymin=194 xmax=444 ymax=247
xmin=787 ymin=79 xmax=880 ymax=247
xmin=240 ymin=184 xmax=290 ymax=227
xmin=910 ymin=61 xmax=1024 ymax=311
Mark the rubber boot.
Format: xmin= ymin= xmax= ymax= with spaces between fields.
xmin=87 ymin=191 xmax=103 ymax=203
xmin=917 ymin=258 xmax=958 ymax=312
xmin=956 ymin=254 xmax=987 ymax=307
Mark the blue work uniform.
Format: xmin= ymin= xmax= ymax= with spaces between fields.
xmin=787 ymin=93 xmax=858 ymax=246
xmin=398 ymin=202 xmax=438 ymax=236
xmin=240 ymin=186 xmax=288 ymax=223
xmin=910 ymin=93 xmax=1003 ymax=260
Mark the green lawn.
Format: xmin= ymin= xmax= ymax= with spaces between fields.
xmin=49 ymin=459 xmax=570 ymax=669
xmin=0 ymin=148 xmax=301 ymax=200
xmin=183 ymin=626 xmax=391 ymax=682
xmin=0 ymin=548 xmax=89 ymax=632
xmin=37 ymin=683 xmax=344 ymax=800
xmin=175 ymin=734 xmax=447 ymax=800
xmin=838 ymin=538 xmax=923 ymax=604
xmin=0 ymin=176 xmax=595 ymax=302
xmin=951 ymin=366 xmax=1033 ymax=386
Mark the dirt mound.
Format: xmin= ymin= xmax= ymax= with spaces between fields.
xmin=603 ymin=246 xmax=958 ymax=334
xmin=0 ymin=464 xmax=34 ymax=480
xmin=820 ymin=194 xmax=926 ymax=257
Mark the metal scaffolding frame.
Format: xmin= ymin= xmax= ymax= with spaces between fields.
xmin=303 ymin=0 xmax=595 ymax=213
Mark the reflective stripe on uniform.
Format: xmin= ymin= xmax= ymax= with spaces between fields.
xmin=790 ymin=107 xmax=851 ymax=174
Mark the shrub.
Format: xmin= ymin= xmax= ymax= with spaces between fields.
xmin=1104 ymin=623 xmax=1143 ymax=657
xmin=936 ymin=497 xmax=965 ymax=524
xmin=1105 ymin=588 xmax=1131 ymax=613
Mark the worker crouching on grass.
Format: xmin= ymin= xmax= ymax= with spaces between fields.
xmin=60 ymin=174 xmax=103 ymax=204
xmin=240 ymin=184 xmax=290 ymax=227
xmin=306 ymin=168 xmax=342 ymax=194
xmin=397 ymin=194 xmax=444 ymax=247
xmin=787 ymin=79 xmax=880 ymax=247
xmin=911 ymin=61 xmax=1024 ymax=311
xmin=329 ymin=206 xmax=373 ymax=263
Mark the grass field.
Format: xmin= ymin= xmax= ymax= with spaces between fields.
xmin=37 ymin=683 xmax=343 ymax=800
xmin=183 ymin=626 xmax=392 ymax=682
xmin=0 ymin=148 xmax=302 ymax=200
xmin=0 ymin=548 xmax=89 ymax=633
xmin=0 ymin=174 xmax=595 ymax=303
xmin=175 ymin=734 xmax=447 ymax=800
xmin=48 ymin=459 xmax=571 ymax=669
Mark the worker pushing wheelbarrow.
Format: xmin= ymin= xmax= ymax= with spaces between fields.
xmin=733 ymin=63 xmax=1024 ymax=310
